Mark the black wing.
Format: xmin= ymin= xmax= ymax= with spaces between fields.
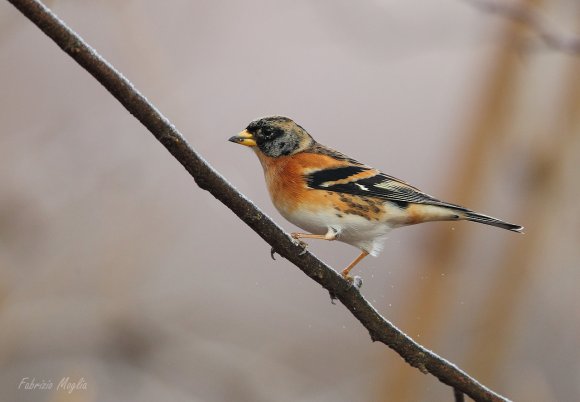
xmin=305 ymin=165 xmax=468 ymax=211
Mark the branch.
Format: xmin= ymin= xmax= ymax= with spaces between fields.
xmin=467 ymin=0 xmax=580 ymax=54
xmin=6 ymin=0 xmax=511 ymax=401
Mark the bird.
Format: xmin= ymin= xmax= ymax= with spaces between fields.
xmin=228 ymin=116 xmax=523 ymax=280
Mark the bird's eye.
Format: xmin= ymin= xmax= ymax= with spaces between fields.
xmin=262 ymin=129 xmax=273 ymax=140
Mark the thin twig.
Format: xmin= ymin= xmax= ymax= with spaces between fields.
xmin=455 ymin=388 xmax=466 ymax=402
xmin=467 ymin=0 xmax=580 ymax=54
xmin=6 ymin=0 xmax=511 ymax=401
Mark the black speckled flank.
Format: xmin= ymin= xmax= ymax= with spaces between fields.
xmin=331 ymin=194 xmax=383 ymax=221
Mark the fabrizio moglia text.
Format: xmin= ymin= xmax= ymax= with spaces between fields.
xmin=18 ymin=377 xmax=87 ymax=394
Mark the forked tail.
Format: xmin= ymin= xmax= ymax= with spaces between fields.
xmin=462 ymin=210 xmax=523 ymax=233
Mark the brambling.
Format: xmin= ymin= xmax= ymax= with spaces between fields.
xmin=229 ymin=116 xmax=523 ymax=280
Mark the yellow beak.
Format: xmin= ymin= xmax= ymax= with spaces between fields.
xmin=228 ymin=129 xmax=257 ymax=147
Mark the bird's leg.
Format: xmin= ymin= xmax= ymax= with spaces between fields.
xmin=291 ymin=233 xmax=333 ymax=240
xmin=290 ymin=227 xmax=338 ymax=240
xmin=291 ymin=228 xmax=338 ymax=255
xmin=341 ymin=250 xmax=369 ymax=281
xmin=291 ymin=227 xmax=338 ymax=241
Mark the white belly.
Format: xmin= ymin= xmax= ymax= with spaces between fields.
xmin=279 ymin=206 xmax=392 ymax=256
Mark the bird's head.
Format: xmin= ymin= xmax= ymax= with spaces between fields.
xmin=229 ymin=116 xmax=314 ymax=157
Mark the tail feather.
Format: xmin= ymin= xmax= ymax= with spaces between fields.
xmin=462 ymin=210 xmax=524 ymax=233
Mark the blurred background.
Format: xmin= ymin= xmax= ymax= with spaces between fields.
xmin=1 ymin=0 xmax=579 ymax=401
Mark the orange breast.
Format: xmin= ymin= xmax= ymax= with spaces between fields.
xmin=254 ymin=151 xmax=349 ymax=215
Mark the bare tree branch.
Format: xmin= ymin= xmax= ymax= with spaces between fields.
xmin=467 ymin=0 xmax=580 ymax=54
xmin=6 ymin=0 xmax=511 ymax=401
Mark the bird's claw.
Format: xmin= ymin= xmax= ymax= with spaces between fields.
xmin=270 ymin=247 xmax=277 ymax=260
xmin=329 ymin=274 xmax=362 ymax=304
xmin=341 ymin=273 xmax=363 ymax=290
xmin=290 ymin=233 xmax=308 ymax=254
xmin=329 ymin=291 xmax=338 ymax=304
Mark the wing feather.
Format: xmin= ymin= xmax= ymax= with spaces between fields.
xmin=305 ymin=166 xmax=467 ymax=211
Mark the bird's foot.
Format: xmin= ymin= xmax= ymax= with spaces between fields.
xmin=329 ymin=291 xmax=338 ymax=304
xmin=290 ymin=233 xmax=308 ymax=255
xmin=341 ymin=273 xmax=363 ymax=290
